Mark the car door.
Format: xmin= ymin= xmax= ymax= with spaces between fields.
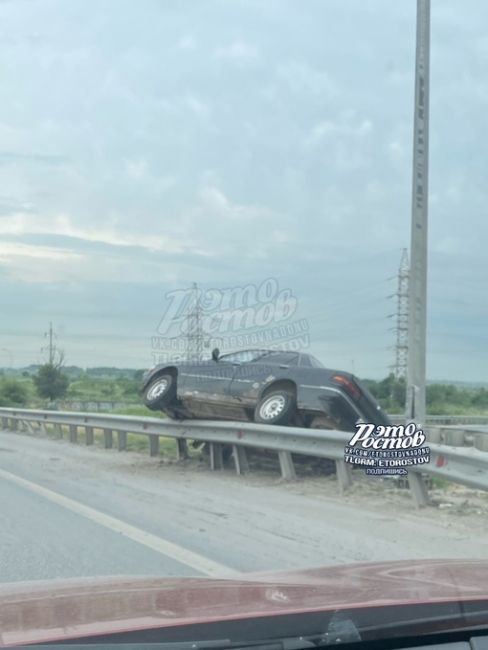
xmin=178 ymin=358 xmax=235 ymax=403
xmin=229 ymin=353 xmax=299 ymax=406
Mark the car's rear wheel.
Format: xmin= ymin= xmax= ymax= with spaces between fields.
xmin=143 ymin=374 xmax=176 ymax=410
xmin=254 ymin=389 xmax=296 ymax=425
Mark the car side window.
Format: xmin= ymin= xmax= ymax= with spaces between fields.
xmin=220 ymin=350 xmax=264 ymax=364
xmin=263 ymin=353 xmax=299 ymax=365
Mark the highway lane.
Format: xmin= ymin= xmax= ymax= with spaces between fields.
xmin=0 ymin=471 xmax=197 ymax=582
xmin=1 ymin=429 xmax=487 ymax=583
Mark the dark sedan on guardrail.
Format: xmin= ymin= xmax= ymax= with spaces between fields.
xmin=142 ymin=348 xmax=391 ymax=431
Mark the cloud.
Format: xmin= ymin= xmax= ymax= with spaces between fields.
xmin=275 ymin=61 xmax=337 ymax=98
xmin=0 ymin=241 xmax=82 ymax=261
xmin=0 ymin=213 xmax=192 ymax=254
xmin=387 ymin=140 xmax=406 ymax=162
xmin=0 ymin=196 xmax=37 ymax=216
xmin=305 ymin=116 xmax=373 ymax=148
xmin=0 ymin=151 xmax=68 ymax=166
xmin=197 ymin=185 xmax=272 ymax=221
xmin=184 ymin=94 xmax=211 ymax=118
xmin=178 ymin=34 xmax=196 ymax=51
xmin=124 ymin=158 xmax=148 ymax=180
xmin=0 ymin=241 xmax=84 ymax=283
xmin=123 ymin=158 xmax=176 ymax=192
xmin=431 ymin=237 xmax=461 ymax=255
xmin=214 ymin=40 xmax=259 ymax=63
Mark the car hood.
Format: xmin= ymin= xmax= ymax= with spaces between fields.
xmin=2 ymin=559 xmax=488 ymax=646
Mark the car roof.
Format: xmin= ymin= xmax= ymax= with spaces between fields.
xmin=220 ymin=349 xmax=320 ymax=363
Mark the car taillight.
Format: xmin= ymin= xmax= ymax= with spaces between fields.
xmin=332 ymin=374 xmax=362 ymax=400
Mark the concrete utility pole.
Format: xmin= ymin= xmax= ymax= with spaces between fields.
xmin=406 ymin=0 xmax=430 ymax=427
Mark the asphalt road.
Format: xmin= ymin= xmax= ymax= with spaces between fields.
xmin=1 ymin=429 xmax=487 ymax=584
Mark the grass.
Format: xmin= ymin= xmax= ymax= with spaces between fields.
xmin=111 ymin=405 xmax=165 ymax=418
xmin=431 ymin=477 xmax=451 ymax=490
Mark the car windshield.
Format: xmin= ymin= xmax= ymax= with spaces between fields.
xmin=1 ymin=1 xmax=487 ymax=649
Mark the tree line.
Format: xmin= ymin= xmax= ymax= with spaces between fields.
xmin=0 ymin=365 xmax=487 ymax=415
xmin=363 ymin=374 xmax=488 ymax=414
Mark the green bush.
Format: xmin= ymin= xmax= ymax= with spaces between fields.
xmin=0 ymin=379 xmax=29 ymax=407
xmin=34 ymin=364 xmax=69 ymax=401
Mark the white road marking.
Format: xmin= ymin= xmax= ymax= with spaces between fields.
xmin=0 ymin=468 xmax=239 ymax=578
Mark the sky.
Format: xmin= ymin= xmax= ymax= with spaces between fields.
xmin=0 ymin=0 xmax=486 ymax=380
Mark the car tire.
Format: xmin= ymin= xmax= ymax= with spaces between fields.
xmin=143 ymin=374 xmax=176 ymax=410
xmin=254 ymin=389 xmax=296 ymax=425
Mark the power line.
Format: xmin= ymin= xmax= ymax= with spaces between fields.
xmin=391 ymin=248 xmax=410 ymax=379
xmin=41 ymin=321 xmax=57 ymax=365
xmin=184 ymin=283 xmax=204 ymax=362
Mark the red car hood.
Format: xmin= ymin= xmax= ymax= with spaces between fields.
xmin=2 ymin=559 xmax=488 ymax=647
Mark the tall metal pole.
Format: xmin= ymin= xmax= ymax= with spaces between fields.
xmin=406 ymin=0 xmax=430 ymax=428
xmin=49 ymin=321 xmax=54 ymax=365
xmin=394 ymin=248 xmax=410 ymax=380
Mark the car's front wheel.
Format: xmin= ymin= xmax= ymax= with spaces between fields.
xmin=143 ymin=374 xmax=176 ymax=410
xmin=254 ymin=389 xmax=296 ymax=425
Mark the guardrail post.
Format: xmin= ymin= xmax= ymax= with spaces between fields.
xmin=278 ymin=450 xmax=296 ymax=481
xmin=103 ymin=428 xmax=113 ymax=449
xmin=117 ymin=431 xmax=127 ymax=451
xmin=232 ymin=445 xmax=249 ymax=475
xmin=149 ymin=435 xmax=160 ymax=457
xmin=23 ymin=420 xmax=35 ymax=434
xmin=408 ymin=471 xmax=430 ymax=508
xmin=475 ymin=434 xmax=488 ymax=452
xmin=1 ymin=417 xmax=8 ymax=430
xmin=85 ymin=426 xmax=94 ymax=446
xmin=444 ymin=430 xmax=465 ymax=447
xmin=54 ymin=423 xmax=63 ymax=438
xmin=335 ymin=460 xmax=353 ymax=492
xmin=176 ymin=439 xmax=189 ymax=460
xmin=11 ymin=418 xmax=18 ymax=431
xmin=209 ymin=443 xmax=223 ymax=470
xmin=69 ymin=424 xmax=78 ymax=443
xmin=426 ymin=428 xmax=442 ymax=444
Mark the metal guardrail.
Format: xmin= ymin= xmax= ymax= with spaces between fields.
xmin=1 ymin=408 xmax=488 ymax=509
xmin=391 ymin=414 xmax=488 ymax=425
